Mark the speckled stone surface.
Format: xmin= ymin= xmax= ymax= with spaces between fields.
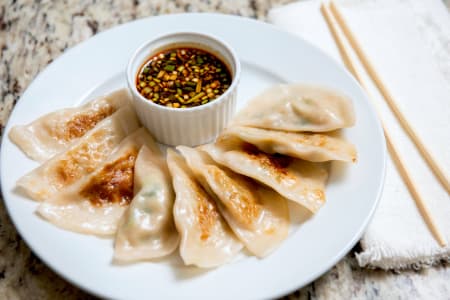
xmin=1 ymin=1 xmax=449 ymax=299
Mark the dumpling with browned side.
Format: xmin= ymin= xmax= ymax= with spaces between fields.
xmin=9 ymin=89 xmax=132 ymax=162
xmin=231 ymin=83 xmax=355 ymax=132
xmin=222 ymin=126 xmax=357 ymax=163
xmin=201 ymin=137 xmax=329 ymax=213
xmin=37 ymin=128 xmax=157 ymax=236
xmin=17 ymin=106 xmax=139 ymax=201
xmin=114 ymin=146 xmax=179 ymax=263
xmin=166 ymin=149 xmax=242 ymax=268
xmin=178 ymin=146 xmax=290 ymax=258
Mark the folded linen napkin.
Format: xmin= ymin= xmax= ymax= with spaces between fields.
xmin=269 ymin=0 xmax=450 ymax=270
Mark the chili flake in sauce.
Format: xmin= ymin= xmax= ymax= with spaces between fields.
xmin=136 ymin=47 xmax=232 ymax=108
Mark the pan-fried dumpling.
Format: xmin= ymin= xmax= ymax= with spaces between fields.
xmin=37 ymin=128 xmax=157 ymax=236
xmin=166 ymin=149 xmax=242 ymax=268
xmin=17 ymin=106 xmax=140 ymax=201
xmin=114 ymin=146 xmax=179 ymax=263
xmin=9 ymin=89 xmax=131 ymax=162
xmin=231 ymin=83 xmax=355 ymax=132
xmin=177 ymin=146 xmax=290 ymax=258
xmin=200 ymin=138 xmax=329 ymax=213
xmin=222 ymin=126 xmax=357 ymax=162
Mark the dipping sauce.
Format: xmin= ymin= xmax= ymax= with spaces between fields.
xmin=136 ymin=47 xmax=232 ymax=108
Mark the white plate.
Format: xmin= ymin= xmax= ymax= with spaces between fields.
xmin=1 ymin=13 xmax=385 ymax=300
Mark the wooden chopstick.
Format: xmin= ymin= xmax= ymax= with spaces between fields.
xmin=320 ymin=2 xmax=447 ymax=247
xmin=386 ymin=133 xmax=447 ymax=247
xmin=328 ymin=0 xmax=450 ymax=194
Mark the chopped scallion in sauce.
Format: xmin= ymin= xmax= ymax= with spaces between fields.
xmin=136 ymin=47 xmax=232 ymax=108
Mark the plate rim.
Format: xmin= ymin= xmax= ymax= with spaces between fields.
xmin=1 ymin=12 xmax=386 ymax=299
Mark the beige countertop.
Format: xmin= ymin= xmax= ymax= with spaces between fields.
xmin=0 ymin=1 xmax=449 ymax=299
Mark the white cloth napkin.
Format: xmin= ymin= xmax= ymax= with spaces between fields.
xmin=268 ymin=0 xmax=450 ymax=270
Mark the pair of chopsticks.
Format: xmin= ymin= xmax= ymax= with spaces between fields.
xmin=320 ymin=1 xmax=447 ymax=247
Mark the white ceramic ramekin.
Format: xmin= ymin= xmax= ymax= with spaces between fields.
xmin=127 ymin=32 xmax=240 ymax=146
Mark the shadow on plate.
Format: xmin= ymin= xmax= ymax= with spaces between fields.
xmin=327 ymin=161 xmax=351 ymax=185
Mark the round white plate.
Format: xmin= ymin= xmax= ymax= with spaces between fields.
xmin=1 ymin=13 xmax=385 ymax=300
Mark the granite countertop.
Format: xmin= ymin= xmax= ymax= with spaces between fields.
xmin=1 ymin=1 xmax=449 ymax=299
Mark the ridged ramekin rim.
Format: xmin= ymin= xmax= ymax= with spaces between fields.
xmin=126 ymin=31 xmax=241 ymax=114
